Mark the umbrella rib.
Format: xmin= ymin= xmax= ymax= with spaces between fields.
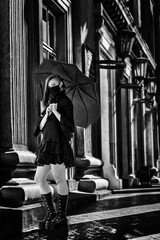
xmin=72 ymin=86 xmax=77 ymax=100
xmin=34 ymin=72 xmax=53 ymax=75
xmin=77 ymin=85 xmax=98 ymax=102
xmin=66 ymin=84 xmax=76 ymax=94
xmin=75 ymin=70 xmax=97 ymax=101
xmin=77 ymin=87 xmax=88 ymax=126
xmin=60 ymin=64 xmax=74 ymax=83
xmin=75 ymin=69 xmax=96 ymax=102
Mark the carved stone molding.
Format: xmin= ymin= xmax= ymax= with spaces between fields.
xmin=94 ymin=14 xmax=104 ymax=42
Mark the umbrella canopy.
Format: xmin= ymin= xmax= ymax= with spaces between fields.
xmin=34 ymin=59 xmax=100 ymax=128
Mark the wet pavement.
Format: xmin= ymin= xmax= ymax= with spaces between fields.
xmin=7 ymin=191 xmax=160 ymax=240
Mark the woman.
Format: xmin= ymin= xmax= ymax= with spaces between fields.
xmin=34 ymin=74 xmax=75 ymax=231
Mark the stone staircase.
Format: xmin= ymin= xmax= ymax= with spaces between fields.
xmin=0 ymin=151 xmax=110 ymax=239
xmin=0 ymin=177 xmax=111 ymax=239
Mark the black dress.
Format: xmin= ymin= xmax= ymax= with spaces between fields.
xmin=34 ymin=91 xmax=75 ymax=168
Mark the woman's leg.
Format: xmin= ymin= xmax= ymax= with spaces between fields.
xmin=50 ymin=163 xmax=68 ymax=195
xmin=34 ymin=165 xmax=51 ymax=194
xmin=50 ymin=164 xmax=69 ymax=227
xmin=34 ymin=165 xmax=56 ymax=230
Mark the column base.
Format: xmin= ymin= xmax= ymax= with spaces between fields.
xmin=0 ymin=149 xmax=19 ymax=188
xmin=103 ymin=164 xmax=122 ymax=190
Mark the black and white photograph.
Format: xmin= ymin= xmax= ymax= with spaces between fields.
xmin=0 ymin=0 xmax=160 ymax=239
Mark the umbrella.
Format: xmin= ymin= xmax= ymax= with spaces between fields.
xmin=34 ymin=59 xmax=100 ymax=128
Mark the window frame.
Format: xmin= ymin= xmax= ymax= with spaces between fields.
xmin=42 ymin=4 xmax=57 ymax=59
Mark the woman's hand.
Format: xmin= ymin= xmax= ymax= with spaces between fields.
xmin=46 ymin=106 xmax=52 ymax=117
xmin=50 ymin=103 xmax=57 ymax=112
xmin=39 ymin=106 xmax=51 ymax=130
xmin=50 ymin=103 xmax=61 ymax=121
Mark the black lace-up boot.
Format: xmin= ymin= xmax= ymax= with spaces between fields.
xmin=39 ymin=192 xmax=57 ymax=231
xmin=49 ymin=194 xmax=68 ymax=230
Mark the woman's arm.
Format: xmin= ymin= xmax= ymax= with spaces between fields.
xmin=59 ymin=99 xmax=75 ymax=133
xmin=34 ymin=106 xmax=51 ymax=137
xmin=50 ymin=99 xmax=75 ymax=134
xmin=39 ymin=106 xmax=52 ymax=130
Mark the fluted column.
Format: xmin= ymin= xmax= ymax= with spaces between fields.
xmin=10 ymin=0 xmax=28 ymax=148
xmin=0 ymin=0 xmax=12 ymax=149
xmin=0 ymin=0 xmax=19 ymax=187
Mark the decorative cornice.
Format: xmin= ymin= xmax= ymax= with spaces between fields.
xmin=116 ymin=0 xmax=156 ymax=69
xmin=101 ymin=0 xmax=156 ymax=69
xmin=101 ymin=0 xmax=127 ymax=29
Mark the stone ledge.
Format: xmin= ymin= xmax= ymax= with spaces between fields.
xmin=0 ymin=150 xmax=19 ymax=167
xmin=75 ymin=156 xmax=104 ymax=180
xmin=0 ymin=178 xmax=78 ymax=208
xmin=11 ymin=168 xmax=36 ymax=179
xmin=14 ymin=150 xmax=36 ymax=164
xmin=151 ymin=176 xmax=160 ymax=184
xmin=10 ymin=150 xmax=37 ymax=180
xmin=82 ymin=174 xmax=102 ymax=179
xmin=5 ymin=178 xmax=36 ymax=186
xmin=76 ymin=156 xmax=103 ymax=168
xmin=112 ymin=186 xmax=160 ymax=194
xmin=78 ymin=178 xmax=109 ymax=193
xmin=0 ymin=150 xmax=20 ymax=188
xmin=0 ymin=150 xmax=36 ymax=187
xmin=0 ymin=184 xmax=42 ymax=207
xmin=0 ymin=177 xmax=56 ymax=207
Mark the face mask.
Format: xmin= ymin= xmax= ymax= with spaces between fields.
xmin=49 ymin=84 xmax=61 ymax=103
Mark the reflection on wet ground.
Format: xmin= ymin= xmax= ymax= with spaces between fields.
xmin=6 ymin=191 xmax=160 ymax=240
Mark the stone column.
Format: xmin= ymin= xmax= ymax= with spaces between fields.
xmin=0 ymin=0 xmax=12 ymax=148
xmin=146 ymin=112 xmax=154 ymax=166
xmin=0 ymin=0 xmax=19 ymax=187
xmin=100 ymin=67 xmax=122 ymax=190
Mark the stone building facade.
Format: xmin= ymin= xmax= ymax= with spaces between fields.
xmin=0 ymin=0 xmax=160 ymax=195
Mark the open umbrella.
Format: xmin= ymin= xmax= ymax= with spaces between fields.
xmin=34 ymin=59 xmax=100 ymax=128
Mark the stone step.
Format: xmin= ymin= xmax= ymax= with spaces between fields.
xmin=112 ymin=185 xmax=160 ymax=194
xmin=11 ymin=168 xmax=36 ymax=180
xmin=0 ymin=175 xmax=109 ymax=208
xmin=0 ymin=178 xmax=78 ymax=208
xmin=0 ymin=183 xmax=41 ymax=207
xmin=77 ymin=174 xmax=110 ymax=193
xmin=0 ymin=176 xmax=111 ymax=239
xmin=78 ymin=178 xmax=109 ymax=193
xmin=0 ymin=189 xmax=111 ymax=239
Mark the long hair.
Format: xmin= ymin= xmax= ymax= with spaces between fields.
xmin=42 ymin=74 xmax=65 ymax=107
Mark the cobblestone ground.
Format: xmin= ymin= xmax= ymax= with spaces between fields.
xmin=9 ymin=191 xmax=160 ymax=240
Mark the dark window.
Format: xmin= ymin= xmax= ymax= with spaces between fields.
xmin=42 ymin=5 xmax=56 ymax=59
